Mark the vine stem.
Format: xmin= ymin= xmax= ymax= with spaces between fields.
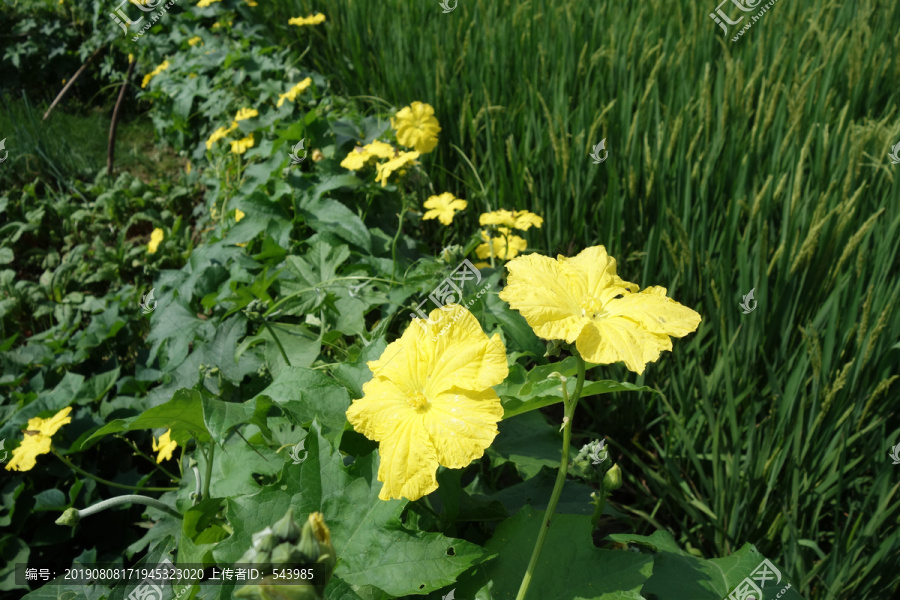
xmin=263 ymin=321 xmax=292 ymax=367
xmin=52 ymin=449 xmax=177 ymax=492
xmin=202 ymin=443 xmax=215 ymax=501
xmin=75 ymin=494 xmax=182 ymax=521
xmin=514 ymin=353 xmax=586 ymax=600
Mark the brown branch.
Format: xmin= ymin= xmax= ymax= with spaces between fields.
xmin=42 ymin=45 xmax=104 ymax=121
xmin=107 ymin=56 xmax=137 ymax=176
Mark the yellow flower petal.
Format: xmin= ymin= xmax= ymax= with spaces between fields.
xmin=235 ymin=209 xmax=245 ymax=222
xmin=374 ymin=413 xmax=439 ymax=501
xmin=4 ymin=407 xmax=72 ymax=472
xmin=152 ymin=429 xmax=178 ymax=463
xmin=148 ymin=228 xmax=164 ymax=254
xmin=424 ymin=387 xmax=503 ymax=469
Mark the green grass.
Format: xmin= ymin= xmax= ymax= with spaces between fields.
xmin=271 ymin=1 xmax=900 ymax=598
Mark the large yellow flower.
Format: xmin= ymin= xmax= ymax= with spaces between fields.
xmin=374 ymin=150 xmax=420 ymax=187
xmin=346 ymin=304 xmax=508 ymax=501
xmin=499 ymin=245 xmax=701 ymax=374
xmin=152 ymin=429 xmax=178 ymax=463
xmin=391 ymin=102 xmax=441 ymax=154
xmin=276 ymin=77 xmax=313 ymax=107
xmin=423 ymin=192 xmax=467 ymax=226
xmin=475 ymin=228 xmax=527 ymax=260
xmin=480 ymin=209 xmax=544 ymax=231
xmin=5 ymin=407 xmax=72 ymax=472
xmin=148 ymin=228 xmax=164 ymax=253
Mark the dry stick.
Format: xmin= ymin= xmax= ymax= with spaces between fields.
xmin=42 ymin=45 xmax=105 ymax=121
xmin=108 ymin=56 xmax=137 ymax=176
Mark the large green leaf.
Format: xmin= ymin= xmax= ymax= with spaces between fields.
xmin=605 ymin=531 xmax=807 ymax=600
xmin=487 ymin=411 xmax=574 ymax=480
xmin=202 ymin=395 xmax=274 ymax=445
xmin=298 ymin=196 xmax=371 ymax=251
xmin=213 ymin=422 xmax=494 ymax=597
xmin=496 ymin=356 xmax=660 ymax=419
xmin=251 ymin=366 xmax=350 ymax=438
xmin=457 ymin=506 xmax=652 ymax=600
xmin=83 ymin=388 xmax=211 ymax=448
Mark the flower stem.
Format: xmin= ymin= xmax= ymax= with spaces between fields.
xmin=52 ymin=450 xmax=178 ymax=492
xmin=390 ymin=205 xmax=407 ymax=283
xmin=75 ymin=494 xmax=182 ymax=521
xmin=514 ymin=353 xmax=586 ymax=600
xmin=202 ymin=443 xmax=215 ymax=501
xmin=114 ymin=434 xmax=180 ymax=482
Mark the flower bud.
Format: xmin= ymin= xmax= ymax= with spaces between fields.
xmin=271 ymin=508 xmax=301 ymax=544
xmin=56 ymin=507 xmax=81 ymax=526
xmin=603 ymin=464 xmax=623 ymax=491
xmin=252 ymin=526 xmax=277 ymax=552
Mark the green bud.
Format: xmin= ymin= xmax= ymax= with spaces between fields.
xmin=252 ymin=526 xmax=277 ymax=552
xmin=270 ymin=541 xmax=298 ymax=565
xmin=603 ymin=464 xmax=623 ymax=492
xmin=271 ymin=508 xmax=301 ymax=544
xmin=56 ymin=507 xmax=81 ymax=527
xmin=296 ymin=520 xmax=321 ymax=564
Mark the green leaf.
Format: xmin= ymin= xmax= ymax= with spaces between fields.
xmin=487 ymin=411 xmax=572 ymax=480
xmin=456 ymin=506 xmax=652 ymax=600
xmin=213 ymin=422 xmax=493 ymax=597
xmin=330 ymin=338 xmax=388 ymax=399
xmin=496 ymin=356 xmax=660 ymax=419
xmin=252 ymin=367 xmax=350 ymax=439
xmin=298 ymin=196 xmax=371 ymax=251
xmin=486 ymin=466 xmax=597 ymax=517
xmin=202 ymin=394 xmax=274 ymax=445
xmin=84 ymin=388 xmax=211 ymax=448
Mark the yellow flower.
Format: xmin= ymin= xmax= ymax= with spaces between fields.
xmin=231 ymin=135 xmax=255 ymax=155
xmin=148 ymin=228 xmax=164 ymax=253
xmin=374 ymin=150 xmax=420 ymax=187
xmin=475 ymin=228 xmax=527 ymax=260
xmin=391 ymin=101 xmax=441 ymax=154
xmin=233 ymin=107 xmax=259 ymax=122
xmin=498 ymin=245 xmax=702 ymax=374
xmin=141 ymin=59 xmax=170 ymax=89
xmin=423 ymin=192 xmax=467 ymax=226
xmin=346 ymin=304 xmax=508 ymax=501
xmin=245 ymin=0 xmax=258 ymax=5
xmin=151 ymin=429 xmax=177 ymax=463
xmin=276 ymin=77 xmax=313 ymax=107
xmin=288 ymin=13 xmax=326 ymax=26
xmin=197 ymin=0 xmax=221 ymax=7
xmin=206 ymin=123 xmax=237 ymax=150
xmin=186 ymin=161 xmax=192 ymax=174
xmin=340 ymin=146 xmax=372 ymax=171
xmin=480 ymin=209 xmax=544 ymax=231
xmin=311 ymin=149 xmax=324 ymax=162
xmin=235 ymin=209 xmax=245 ymax=222
xmin=188 ymin=36 xmax=203 ymax=46
xmin=5 ymin=407 xmax=72 ymax=472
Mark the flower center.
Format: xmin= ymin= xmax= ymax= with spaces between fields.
xmin=407 ymin=390 xmax=429 ymax=409
xmin=579 ymin=296 xmax=606 ymax=319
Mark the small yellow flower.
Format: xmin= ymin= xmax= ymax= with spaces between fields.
xmin=391 ymin=101 xmax=441 ymax=154
xmin=479 ymin=209 xmax=544 ymax=231
xmin=151 ymin=429 xmax=178 ymax=463
xmin=423 ymin=192 xmax=467 ymax=226
xmin=148 ymin=228 xmax=164 ymax=254
xmin=346 ymin=304 xmax=508 ymax=501
xmin=311 ymin=149 xmax=324 ymax=162
xmin=197 ymin=0 xmax=221 ymax=7
xmin=205 ymin=123 xmax=237 ymax=150
xmin=233 ymin=107 xmax=259 ymax=122
xmin=5 ymin=407 xmax=73 ymax=472
xmin=141 ymin=59 xmax=170 ymax=89
xmin=374 ymin=150 xmax=420 ymax=187
xmin=188 ymin=36 xmax=203 ymax=46
xmin=185 ymin=161 xmax=192 ymax=174
xmin=498 ymin=245 xmax=702 ymax=374
xmin=128 ymin=53 xmax=134 ymax=63
xmin=230 ymin=135 xmax=255 ymax=155
xmin=288 ymin=13 xmax=326 ymax=26
xmin=235 ymin=209 xmax=246 ymax=222
xmin=276 ymin=77 xmax=313 ymax=107
xmin=475 ymin=228 xmax=527 ymax=261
